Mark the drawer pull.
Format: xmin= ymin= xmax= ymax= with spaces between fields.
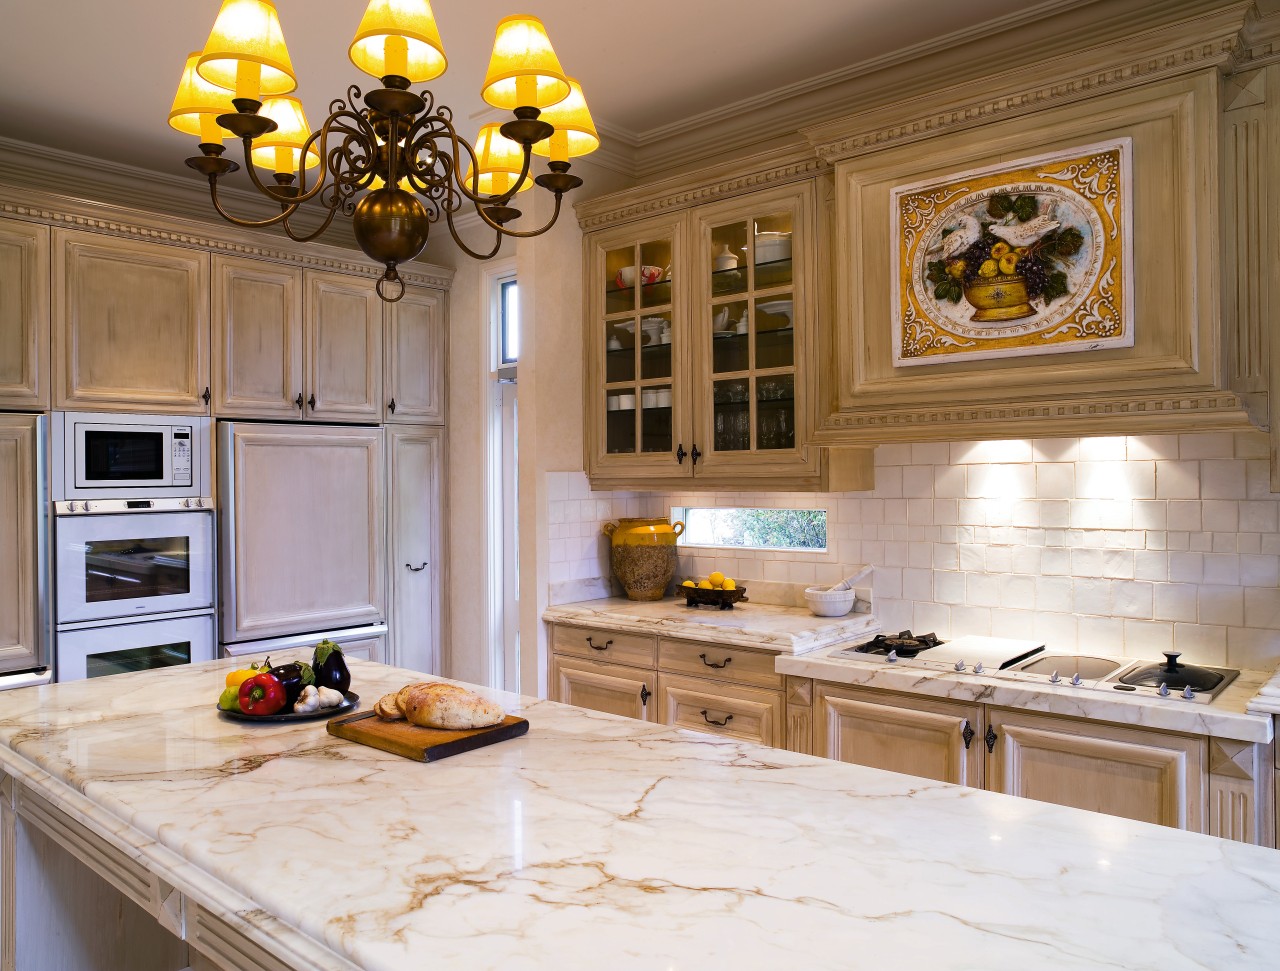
xmin=700 ymin=710 xmax=733 ymax=727
xmin=586 ymin=637 xmax=612 ymax=652
xmin=699 ymin=653 xmax=732 ymax=669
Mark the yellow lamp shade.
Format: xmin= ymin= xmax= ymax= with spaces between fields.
xmin=197 ymin=0 xmax=297 ymax=101
xmin=250 ymin=96 xmax=320 ymax=174
xmin=463 ymin=123 xmax=532 ymax=195
xmin=168 ymin=51 xmax=236 ymax=144
xmin=480 ymin=15 xmax=570 ymax=111
xmin=531 ymin=78 xmax=598 ymax=161
xmin=369 ymin=174 xmax=411 ymax=190
xmin=349 ymin=0 xmax=448 ymax=83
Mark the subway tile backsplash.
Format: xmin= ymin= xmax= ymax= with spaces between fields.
xmin=546 ymin=431 xmax=1280 ymax=671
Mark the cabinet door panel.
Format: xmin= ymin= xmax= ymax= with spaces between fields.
xmin=814 ymin=683 xmax=982 ymax=787
xmin=212 ymin=256 xmax=304 ymax=420
xmin=388 ymin=426 xmax=442 ymax=673
xmin=987 ymin=708 xmax=1204 ymax=831
xmin=305 ymin=271 xmax=382 ymax=422
xmin=550 ymin=655 xmax=655 ymax=722
xmin=54 ymin=230 xmax=209 ymax=413
xmin=0 ymin=416 xmax=42 ymax=673
xmin=385 ymin=288 xmax=445 ymax=424
xmin=221 ymin=423 xmax=385 ymax=642
xmin=656 ymin=672 xmax=782 ymax=747
xmin=0 ymin=220 xmax=49 ymax=411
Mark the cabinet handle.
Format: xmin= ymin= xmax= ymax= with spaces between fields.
xmin=294 ymin=393 xmax=304 ymax=410
xmin=405 ymin=562 xmax=427 ymax=572
xmin=586 ymin=637 xmax=612 ymax=652
xmin=698 ymin=653 xmax=732 ymax=669
xmin=700 ymin=710 xmax=733 ymax=727
xmin=985 ymin=725 xmax=998 ymax=753
xmin=675 ymin=444 xmax=686 ymax=465
xmin=640 ymin=685 xmax=651 ymax=706
xmin=388 ymin=398 xmax=397 ymax=414
xmin=690 ymin=444 xmax=701 ymax=466
xmin=308 ymin=393 xmax=316 ymax=409
xmin=202 ymin=386 xmax=211 ymax=406
xmin=962 ymin=721 xmax=975 ymax=750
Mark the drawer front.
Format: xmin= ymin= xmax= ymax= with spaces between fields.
xmin=658 ymin=638 xmax=780 ymax=689
xmin=656 ymin=673 xmax=784 ymax=747
xmin=552 ymin=624 xmax=656 ymax=667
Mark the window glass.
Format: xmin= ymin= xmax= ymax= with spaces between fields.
xmin=674 ymin=507 xmax=827 ymax=552
xmin=500 ymin=279 xmax=519 ymax=364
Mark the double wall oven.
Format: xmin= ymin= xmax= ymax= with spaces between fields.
xmin=51 ymin=413 xmax=216 ymax=681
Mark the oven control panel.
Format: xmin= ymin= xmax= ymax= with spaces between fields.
xmin=172 ymin=427 xmax=192 ymax=485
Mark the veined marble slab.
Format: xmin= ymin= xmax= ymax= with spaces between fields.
xmin=2 ymin=657 xmax=1279 ymax=971
xmin=543 ymin=595 xmax=877 ymax=654
xmin=778 ymin=648 xmax=1276 ymax=743
xmin=1247 ymin=666 xmax=1280 ymax=716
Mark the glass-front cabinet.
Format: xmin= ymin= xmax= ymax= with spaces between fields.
xmin=584 ymin=182 xmax=821 ymax=487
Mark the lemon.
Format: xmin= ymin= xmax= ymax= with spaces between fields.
xmin=722 ymin=578 xmax=736 ymax=590
xmin=998 ymin=253 xmax=1019 ymax=275
xmin=978 ymin=259 xmax=999 ymax=278
xmin=990 ymin=242 xmax=1011 ymax=258
xmin=681 ymin=579 xmax=695 ymax=588
xmin=946 ymin=260 xmax=965 ymax=280
xmin=708 ymin=571 xmax=725 ymax=587
xmin=698 ymin=580 xmax=714 ymax=589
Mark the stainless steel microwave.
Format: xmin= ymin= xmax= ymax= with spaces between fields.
xmin=51 ymin=412 xmax=211 ymax=501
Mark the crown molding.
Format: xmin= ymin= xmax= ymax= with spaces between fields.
xmin=803 ymin=1 xmax=1251 ymax=163
xmin=1231 ymin=4 xmax=1280 ymax=67
xmin=574 ymin=145 xmax=827 ymax=230
xmin=0 ymin=180 xmax=455 ymax=290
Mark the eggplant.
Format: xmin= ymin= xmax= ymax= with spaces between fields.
xmin=267 ymin=660 xmax=314 ymax=709
xmin=313 ymin=640 xmax=351 ymax=694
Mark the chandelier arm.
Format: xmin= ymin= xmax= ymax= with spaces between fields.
xmin=405 ymin=111 xmax=519 ymax=209
xmin=443 ymin=207 xmax=506 ymax=261
xmin=473 ymin=191 xmax=566 ymax=238
xmin=241 ymin=109 xmax=374 ymax=208
xmin=280 ymin=200 xmax=340 ymax=244
xmin=208 ymin=178 xmax=299 ymax=229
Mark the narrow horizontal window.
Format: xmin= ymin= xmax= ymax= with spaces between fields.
xmin=674 ymin=507 xmax=827 ymax=552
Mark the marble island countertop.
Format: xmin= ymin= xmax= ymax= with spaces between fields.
xmin=2 ymin=657 xmax=1280 ymax=969
xmin=778 ymin=647 xmax=1276 ymax=743
xmin=542 ymin=595 xmax=878 ymax=653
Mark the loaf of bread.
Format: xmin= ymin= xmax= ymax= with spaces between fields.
xmin=374 ymin=681 xmax=506 ymax=729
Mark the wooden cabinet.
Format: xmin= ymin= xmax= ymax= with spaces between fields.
xmin=582 ymin=187 xmax=871 ymax=492
xmin=211 ymin=256 xmax=304 ymax=420
xmin=53 ymin=229 xmax=209 ymax=414
xmin=0 ymin=416 xmax=43 ymax=674
xmin=814 ymin=683 xmax=983 ymax=787
xmin=656 ymin=673 xmax=783 ymax=747
xmin=550 ymin=654 xmax=656 ymax=722
xmin=387 ymin=426 xmax=443 ymax=673
xmin=220 ymin=423 xmax=385 ymax=643
xmin=987 ymin=708 xmax=1205 ymax=832
xmin=0 ymin=220 xmax=49 ymax=411
xmin=304 ymin=271 xmax=382 ymax=423
xmin=385 ymin=287 xmax=446 ymax=424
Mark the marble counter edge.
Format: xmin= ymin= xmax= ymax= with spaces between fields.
xmin=776 ymin=654 xmax=1276 ymax=744
xmin=1246 ymin=667 xmax=1280 ymax=716
xmin=542 ymin=601 xmax=879 ymax=654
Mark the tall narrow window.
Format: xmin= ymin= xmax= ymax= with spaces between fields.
xmin=500 ymin=279 xmax=520 ymax=364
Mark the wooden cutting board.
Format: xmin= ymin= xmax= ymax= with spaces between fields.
xmin=326 ymin=709 xmax=529 ymax=762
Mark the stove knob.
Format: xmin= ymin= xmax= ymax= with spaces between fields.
xmin=197 ymin=498 xmax=206 ymax=508
xmin=1181 ymin=685 xmax=1195 ymax=700
xmin=1158 ymin=683 xmax=1170 ymax=697
xmin=181 ymin=498 xmax=192 ymax=508
xmin=974 ymin=662 xmax=985 ymax=675
xmin=66 ymin=501 xmax=78 ymax=512
xmin=1071 ymin=673 xmax=1083 ymax=686
xmin=886 ymin=649 xmax=898 ymax=663
xmin=82 ymin=501 xmax=92 ymax=512
xmin=954 ymin=660 xmax=966 ymax=672
xmin=1049 ymin=671 xmax=1061 ymax=684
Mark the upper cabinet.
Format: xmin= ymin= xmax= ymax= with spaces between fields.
xmin=211 ymin=255 xmax=304 ymax=420
xmin=53 ymin=229 xmax=209 ymax=414
xmin=0 ymin=220 xmax=49 ymax=412
xmin=384 ymin=286 xmax=446 ymax=425
xmin=582 ymin=180 xmax=868 ymax=491
xmin=305 ymin=271 xmax=383 ymax=424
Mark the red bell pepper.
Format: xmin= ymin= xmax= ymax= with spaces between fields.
xmin=239 ymin=672 xmax=287 ymax=716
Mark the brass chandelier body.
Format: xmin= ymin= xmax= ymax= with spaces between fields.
xmin=172 ymin=2 xmax=598 ymax=302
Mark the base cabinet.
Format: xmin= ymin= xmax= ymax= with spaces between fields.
xmin=814 ymin=683 xmax=982 ymax=787
xmin=550 ymin=654 xmax=656 ymax=722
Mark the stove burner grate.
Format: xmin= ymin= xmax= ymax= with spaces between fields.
xmin=854 ymin=630 xmax=943 ymax=658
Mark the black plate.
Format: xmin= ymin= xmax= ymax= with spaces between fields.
xmin=217 ymin=691 xmax=360 ymax=723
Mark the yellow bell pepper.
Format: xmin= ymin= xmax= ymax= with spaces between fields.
xmin=225 ymin=666 xmax=261 ymax=689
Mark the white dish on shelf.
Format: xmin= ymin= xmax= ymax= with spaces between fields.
xmin=612 ymin=320 xmax=636 ymax=335
xmin=712 ymin=307 xmax=732 ymax=331
xmin=755 ymin=232 xmax=792 ymax=264
xmin=756 ymin=299 xmax=794 ymax=325
xmin=641 ymin=317 xmax=666 ymax=344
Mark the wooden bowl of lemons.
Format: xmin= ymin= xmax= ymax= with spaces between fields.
xmin=679 ymin=572 xmax=748 ymax=609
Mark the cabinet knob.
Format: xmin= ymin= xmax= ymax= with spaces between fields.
xmin=675 ymin=444 xmax=686 ymax=465
xmin=307 ymin=393 xmax=316 ymax=409
xmin=700 ymin=710 xmax=733 ymax=728
xmin=961 ymin=721 xmax=975 ymax=750
xmin=639 ymin=684 xmax=651 ymax=706
xmin=294 ymin=393 xmax=304 ymax=410
xmin=690 ymin=444 xmax=701 ymax=466
xmin=388 ymin=398 xmax=397 ymax=414
xmin=984 ymin=725 xmax=998 ymax=753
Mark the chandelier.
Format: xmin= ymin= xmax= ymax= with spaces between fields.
xmin=169 ymin=0 xmax=599 ymax=301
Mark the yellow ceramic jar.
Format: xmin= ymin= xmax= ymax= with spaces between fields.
xmin=602 ymin=517 xmax=685 ymax=601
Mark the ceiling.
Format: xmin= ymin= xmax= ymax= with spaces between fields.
xmin=0 ymin=0 xmax=1038 ymax=183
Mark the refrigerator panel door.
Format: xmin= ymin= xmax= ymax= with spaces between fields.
xmin=219 ymin=422 xmax=386 ymax=643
